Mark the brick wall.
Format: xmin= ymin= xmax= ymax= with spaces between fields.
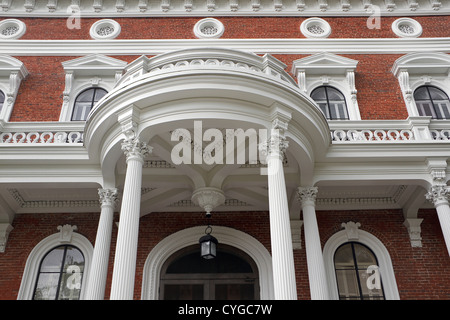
xmin=10 ymin=53 xmax=409 ymax=122
xmin=1 ymin=209 xmax=449 ymax=300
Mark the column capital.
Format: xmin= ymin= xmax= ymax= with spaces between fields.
xmin=259 ymin=129 xmax=288 ymax=160
xmin=426 ymin=185 xmax=450 ymax=207
xmin=121 ymin=137 xmax=152 ymax=163
xmin=98 ymin=188 xmax=118 ymax=208
xmin=297 ymin=186 xmax=318 ymax=206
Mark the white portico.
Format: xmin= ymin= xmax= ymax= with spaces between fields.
xmin=81 ymin=47 xmax=331 ymax=300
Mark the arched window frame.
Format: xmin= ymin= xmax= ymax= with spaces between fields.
xmin=392 ymin=52 xmax=450 ymax=119
xmin=71 ymin=87 xmax=108 ymax=121
xmin=142 ymin=226 xmax=274 ymax=300
xmin=292 ymin=52 xmax=361 ymax=120
xmin=0 ymin=55 xmax=28 ymax=122
xmin=17 ymin=225 xmax=93 ymax=300
xmin=323 ymin=222 xmax=400 ymax=300
xmin=310 ymin=85 xmax=350 ymax=120
xmin=33 ymin=244 xmax=86 ymax=300
xmin=59 ymin=54 xmax=126 ymax=122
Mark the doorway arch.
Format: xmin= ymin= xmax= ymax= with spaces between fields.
xmin=141 ymin=226 xmax=274 ymax=300
xmin=160 ymin=244 xmax=259 ymax=300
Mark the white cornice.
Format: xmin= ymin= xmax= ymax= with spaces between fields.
xmin=0 ymin=0 xmax=448 ymax=17
xmin=0 ymin=38 xmax=449 ymax=56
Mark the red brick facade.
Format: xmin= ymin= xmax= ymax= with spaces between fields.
xmin=1 ymin=209 xmax=448 ymax=300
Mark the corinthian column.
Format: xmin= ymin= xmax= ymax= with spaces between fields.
xmin=110 ymin=138 xmax=151 ymax=300
xmin=426 ymin=185 xmax=450 ymax=256
xmin=297 ymin=187 xmax=329 ymax=300
xmin=85 ymin=188 xmax=118 ymax=300
xmin=260 ymin=121 xmax=297 ymax=300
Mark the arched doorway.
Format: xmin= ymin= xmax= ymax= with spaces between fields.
xmin=159 ymin=244 xmax=259 ymax=300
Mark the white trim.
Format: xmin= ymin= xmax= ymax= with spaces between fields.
xmin=141 ymin=226 xmax=274 ymax=300
xmin=323 ymin=227 xmax=400 ymax=300
xmin=193 ymin=18 xmax=225 ymax=39
xmin=59 ymin=54 xmax=126 ymax=121
xmin=0 ymin=38 xmax=449 ymax=56
xmin=392 ymin=18 xmax=423 ymax=38
xmin=89 ymin=19 xmax=121 ymax=40
xmin=300 ymin=18 xmax=331 ymax=39
xmin=17 ymin=229 xmax=93 ymax=300
xmin=392 ymin=52 xmax=450 ymax=118
xmin=0 ymin=19 xmax=26 ymax=40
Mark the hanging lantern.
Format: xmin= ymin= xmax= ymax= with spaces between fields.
xmin=199 ymin=225 xmax=218 ymax=259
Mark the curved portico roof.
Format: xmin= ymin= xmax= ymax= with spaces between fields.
xmin=84 ymin=47 xmax=331 ymax=192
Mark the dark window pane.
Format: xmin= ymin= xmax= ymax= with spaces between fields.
xmin=311 ymin=86 xmax=348 ymax=120
xmin=414 ymin=86 xmax=450 ymax=119
xmin=311 ymin=87 xmax=327 ymax=100
xmin=33 ymin=245 xmax=85 ymax=300
xmin=71 ymin=88 xmax=107 ymax=121
xmin=334 ymin=242 xmax=385 ymax=300
xmin=413 ymin=86 xmax=430 ymax=100
xmin=428 ymin=86 xmax=449 ymax=100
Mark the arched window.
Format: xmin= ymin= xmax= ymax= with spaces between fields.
xmin=0 ymin=90 xmax=5 ymax=112
xmin=334 ymin=242 xmax=385 ymax=300
xmin=71 ymin=87 xmax=107 ymax=121
xmin=160 ymin=244 xmax=259 ymax=300
xmin=414 ymin=85 xmax=450 ymax=119
xmin=33 ymin=245 xmax=85 ymax=300
xmin=311 ymin=86 xmax=349 ymax=120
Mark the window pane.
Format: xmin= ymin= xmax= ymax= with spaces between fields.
xmin=72 ymin=102 xmax=92 ymax=121
xmin=416 ymin=102 xmax=436 ymax=117
xmin=58 ymin=268 xmax=83 ymax=300
xmin=434 ymin=101 xmax=450 ymax=119
xmin=334 ymin=243 xmax=355 ymax=267
xmin=34 ymin=273 xmax=60 ymax=300
xmin=76 ymin=88 xmax=96 ymax=102
xmin=72 ymin=88 xmax=108 ymax=121
xmin=326 ymin=87 xmax=345 ymax=101
xmin=336 ymin=269 xmax=360 ymax=300
xmin=354 ymin=243 xmax=378 ymax=268
xmin=94 ymin=88 xmax=107 ymax=101
xmin=311 ymin=87 xmax=327 ymax=100
xmin=414 ymin=86 xmax=430 ymax=100
xmin=63 ymin=246 xmax=85 ymax=272
xmin=40 ymin=247 xmax=65 ymax=273
xmin=428 ymin=87 xmax=449 ymax=100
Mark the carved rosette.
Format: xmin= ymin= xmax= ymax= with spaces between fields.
xmin=121 ymin=138 xmax=151 ymax=163
xmin=297 ymin=186 xmax=318 ymax=206
xmin=425 ymin=185 xmax=450 ymax=207
xmin=98 ymin=188 xmax=119 ymax=208
xmin=191 ymin=187 xmax=226 ymax=216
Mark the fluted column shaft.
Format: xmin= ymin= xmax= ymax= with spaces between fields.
xmin=426 ymin=185 xmax=450 ymax=256
xmin=261 ymin=127 xmax=297 ymax=300
xmin=297 ymin=187 xmax=330 ymax=300
xmin=85 ymin=188 xmax=118 ymax=300
xmin=110 ymin=138 xmax=150 ymax=300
